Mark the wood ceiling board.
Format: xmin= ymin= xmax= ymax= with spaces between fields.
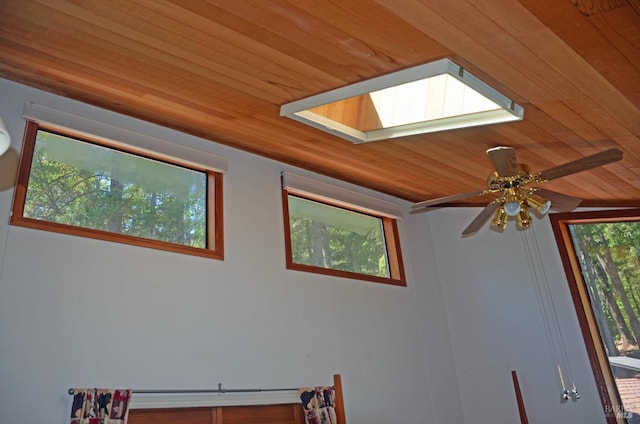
xmin=0 ymin=0 xmax=638 ymax=206
xmin=284 ymin=0 xmax=449 ymax=65
xmin=588 ymin=8 xmax=640 ymax=69
xmin=192 ymin=1 xmax=404 ymax=81
xmin=3 ymin=5 xmax=301 ymax=106
xmin=132 ymin=1 xmax=348 ymax=98
xmin=560 ymin=97 xmax=640 ymax=162
xmin=518 ymin=0 xmax=640 ymax=130
xmin=0 ymin=38 xmax=270 ymax=122
xmin=377 ymin=0 xmax=585 ymax=103
xmin=524 ymin=1 xmax=640 ymax=68
xmin=361 ymin=143 xmax=488 ymax=197
xmin=537 ymin=100 xmax=612 ymax=143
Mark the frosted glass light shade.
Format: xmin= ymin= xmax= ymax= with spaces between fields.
xmin=0 ymin=117 xmax=10 ymax=156
xmin=504 ymin=200 xmax=522 ymax=216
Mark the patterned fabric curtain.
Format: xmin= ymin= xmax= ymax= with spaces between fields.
xmin=70 ymin=388 xmax=132 ymax=424
xmin=299 ymin=386 xmax=337 ymax=424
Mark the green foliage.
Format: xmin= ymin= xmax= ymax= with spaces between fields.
xmin=572 ymin=221 xmax=640 ymax=353
xmin=289 ymin=215 xmax=389 ymax=278
xmin=24 ymin=131 xmax=207 ymax=247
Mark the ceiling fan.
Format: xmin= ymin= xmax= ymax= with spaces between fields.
xmin=411 ymin=146 xmax=623 ymax=236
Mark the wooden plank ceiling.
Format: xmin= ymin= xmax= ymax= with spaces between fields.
xmin=0 ymin=0 xmax=639 ymax=207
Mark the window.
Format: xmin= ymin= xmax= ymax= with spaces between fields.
xmin=280 ymin=58 xmax=523 ymax=143
xmin=282 ymin=177 xmax=405 ymax=286
xmin=11 ymin=121 xmax=223 ymax=259
xmin=551 ymin=209 xmax=640 ymax=423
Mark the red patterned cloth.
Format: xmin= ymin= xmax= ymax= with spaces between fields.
xmin=299 ymin=386 xmax=337 ymax=424
xmin=70 ymin=388 xmax=131 ymax=424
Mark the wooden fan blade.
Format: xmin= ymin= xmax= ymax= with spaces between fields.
xmin=535 ymin=188 xmax=582 ymax=212
xmin=462 ymin=202 xmax=501 ymax=236
xmin=487 ymin=146 xmax=518 ymax=177
xmin=411 ymin=189 xmax=487 ymax=210
xmin=537 ymin=148 xmax=623 ymax=181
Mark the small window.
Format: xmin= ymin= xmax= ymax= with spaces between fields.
xmin=11 ymin=121 xmax=223 ymax=259
xmin=282 ymin=188 xmax=405 ymax=286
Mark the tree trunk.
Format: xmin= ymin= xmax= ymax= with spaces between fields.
xmin=147 ymin=192 xmax=157 ymax=238
xmin=107 ymin=178 xmax=124 ymax=233
xmin=597 ymin=233 xmax=640 ymax=345
xmin=630 ymin=289 xmax=640 ymax=320
xmin=176 ymin=202 xmax=185 ymax=245
xmin=595 ymin=258 xmax=637 ymax=347
xmin=578 ymin=243 xmax=620 ymax=355
xmin=311 ymin=221 xmax=331 ymax=268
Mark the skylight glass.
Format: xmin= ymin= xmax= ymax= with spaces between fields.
xmin=280 ymin=59 xmax=523 ymax=144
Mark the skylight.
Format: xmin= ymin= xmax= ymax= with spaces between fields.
xmin=280 ymin=58 xmax=523 ymax=144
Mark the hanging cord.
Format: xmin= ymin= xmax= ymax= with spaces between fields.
xmin=530 ymin=227 xmax=579 ymax=400
xmin=521 ymin=228 xmax=579 ymax=402
xmin=521 ymin=229 xmax=565 ymax=397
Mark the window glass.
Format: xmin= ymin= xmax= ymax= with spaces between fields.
xmin=569 ymin=220 xmax=640 ymax=421
xmin=12 ymin=122 xmax=223 ymax=259
xmin=284 ymin=192 xmax=405 ymax=285
xmin=550 ymin=210 xmax=640 ymax=422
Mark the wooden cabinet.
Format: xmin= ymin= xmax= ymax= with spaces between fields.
xmin=129 ymin=404 xmax=304 ymax=424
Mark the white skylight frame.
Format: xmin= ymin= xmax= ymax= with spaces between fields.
xmin=280 ymin=58 xmax=524 ymax=144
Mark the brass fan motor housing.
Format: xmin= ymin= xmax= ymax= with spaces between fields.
xmin=487 ymin=163 xmax=533 ymax=191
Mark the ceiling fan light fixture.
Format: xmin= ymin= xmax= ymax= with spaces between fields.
xmin=526 ymin=194 xmax=551 ymax=216
xmin=503 ymin=198 xmax=521 ymax=216
xmin=516 ymin=207 xmax=532 ymax=230
xmin=281 ymin=58 xmax=523 ymax=143
xmin=490 ymin=207 xmax=509 ymax=231
xmin=411 ymin=146 xmax=623 ymax=236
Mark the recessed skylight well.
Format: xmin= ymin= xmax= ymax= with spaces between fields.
xmin=280 ymin=58 xmax=523 ymax=144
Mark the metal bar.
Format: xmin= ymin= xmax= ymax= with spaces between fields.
xmin=68 ymin=386 xmax=299 ymax=396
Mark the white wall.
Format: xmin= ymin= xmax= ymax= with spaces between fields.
xmin=425 ymin=207 xmax=607 ymax=423
xmin=0 ymin=77 xmax=610 ymax=424
xmin=0 ymin=78 xmax=463 ymax=424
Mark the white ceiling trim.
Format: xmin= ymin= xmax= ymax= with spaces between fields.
xmin=23 ymin=102 xmax=228 ymax=173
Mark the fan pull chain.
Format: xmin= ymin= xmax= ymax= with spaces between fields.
xmin=522 ymin=229 xmax=580 ymax=402
xmin=558 ymin=364 xmax=570 ymax=401
xmin=532 ymin=227 xmax=580 ymax=402
xmin=522 ymin=229 xmax=565 ymax=398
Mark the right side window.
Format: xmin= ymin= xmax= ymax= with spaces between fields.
xmin=282 ymin=191 xmax=405 ymax=286
xmin=551 ymin=209 xmax=640 ymax=423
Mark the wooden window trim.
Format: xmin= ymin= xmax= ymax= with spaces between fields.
xmin=11 ymin=121 xmax=224 ymax=260
xmin=550 ymin=209 xmax=640 ymax=424
xmin=282 ymin=181 xmax=406 ymax=286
